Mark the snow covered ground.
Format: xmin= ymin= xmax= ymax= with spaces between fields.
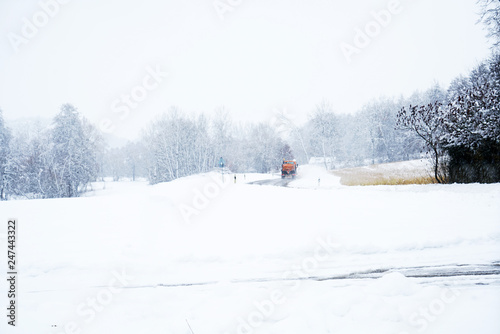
xmin=1 ymin=166 xmax=499 ymax=334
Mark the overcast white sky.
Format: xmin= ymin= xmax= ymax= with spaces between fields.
xmin=0 ymin=0 xmax=493 ymax=139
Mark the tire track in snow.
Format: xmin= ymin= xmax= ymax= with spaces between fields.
xmin=248 ymin=178 xmax=293 ymax=187
xmin=25 ymin=263 xmax=500 ymax=293
xmin=120 ymin=263 xmax=500 ymax=290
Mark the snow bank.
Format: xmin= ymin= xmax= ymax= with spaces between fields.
xmin=288 ymin=164 xmax=341 ymax=189
xmin=0 ymin=171 xmax=499 ymax=333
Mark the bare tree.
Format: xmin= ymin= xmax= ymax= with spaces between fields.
xmin=211 ymin=107 xmax=232 ymax=168
xmin=272 ymin=108 xmax=309 ymax=163
xmin=397 ymin=102 xmax=448 ymax=183
xmin=142 ymin=108 xmax=215 ymax=184
xmin=308 ymin=101 xmax=339 ymax=170
xmin=478 ymin=0 xmax=500 ymax=48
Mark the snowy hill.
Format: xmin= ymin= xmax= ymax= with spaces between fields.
xmin=1 ymin=170 xmax=499 ymax=334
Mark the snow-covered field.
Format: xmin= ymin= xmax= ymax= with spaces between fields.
xmin=1 ymin=166 xmax=499 ymax=334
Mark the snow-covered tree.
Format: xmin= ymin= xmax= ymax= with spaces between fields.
xmin=271 ymin=108 xmax=309 ymax=164
xmin=211 ymin=107 xmax=232 ymax=167
xmin=279 ymin=143 xmax=294 ymax=161
xmin=441 ymin=55 xmax=500 ymax=182
xmin=6 ymin=123 xmax=51 ymax=198
xmin=337 ymin=113 xmax=371 ymax=166
xmin=307 ymin=102 xmax=339 ymax=169
xmin=0 ymin=109 xmax=12 ymax=200
xmin=250 ymin=123 xmax=284 ymax=173
xmin=123 ymin=141 xmax=147 ymax=181
xmin=397 ymin=54 xmax=500 ymax=184
xmin=362 ymin=99 xmax=397 ymax=163
xmin=397 ymin=101 xmax=448 ymax=183
xmin=357 ymin=97 xmax=422 ymax=164
xmin=49 ymin=104 xmax=99 ymax=197
xmin=479 ymin=0 xmax=500 ymax=48
xmin=143 ymin=108 xmax=215 ymax=184
xmin=447 ymin=75 xmax=471 ymax=102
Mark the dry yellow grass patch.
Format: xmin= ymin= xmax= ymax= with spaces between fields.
xmin=331 ymin=160 xmax=437 ymax=186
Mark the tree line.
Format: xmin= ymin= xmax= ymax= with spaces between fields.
xmin=0 ymin=82 xmax=451 ymax=201
xmin=0 ymin=61 xmax=497 ymax=200
xmin=397 ymin=0 xmax=500 ymax=183
xmin=0 ymin=104 xmax=101 ymax=200
xmin=0 ymin=76 xmax=496 ymax=201
xmin=397 ymin=54 xmax=500 ymax=183
xmin=1 ymin=1 xmax=498 ymax=199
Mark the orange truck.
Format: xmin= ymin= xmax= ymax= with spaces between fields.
xmin=281 ymin=160 xmax=298 ymax=179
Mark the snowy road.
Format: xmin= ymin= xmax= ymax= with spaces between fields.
xmin=248 ymin=164 xmax=341 ymax=188
xmin=248 ymin=178 xmax=294 ymax=187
